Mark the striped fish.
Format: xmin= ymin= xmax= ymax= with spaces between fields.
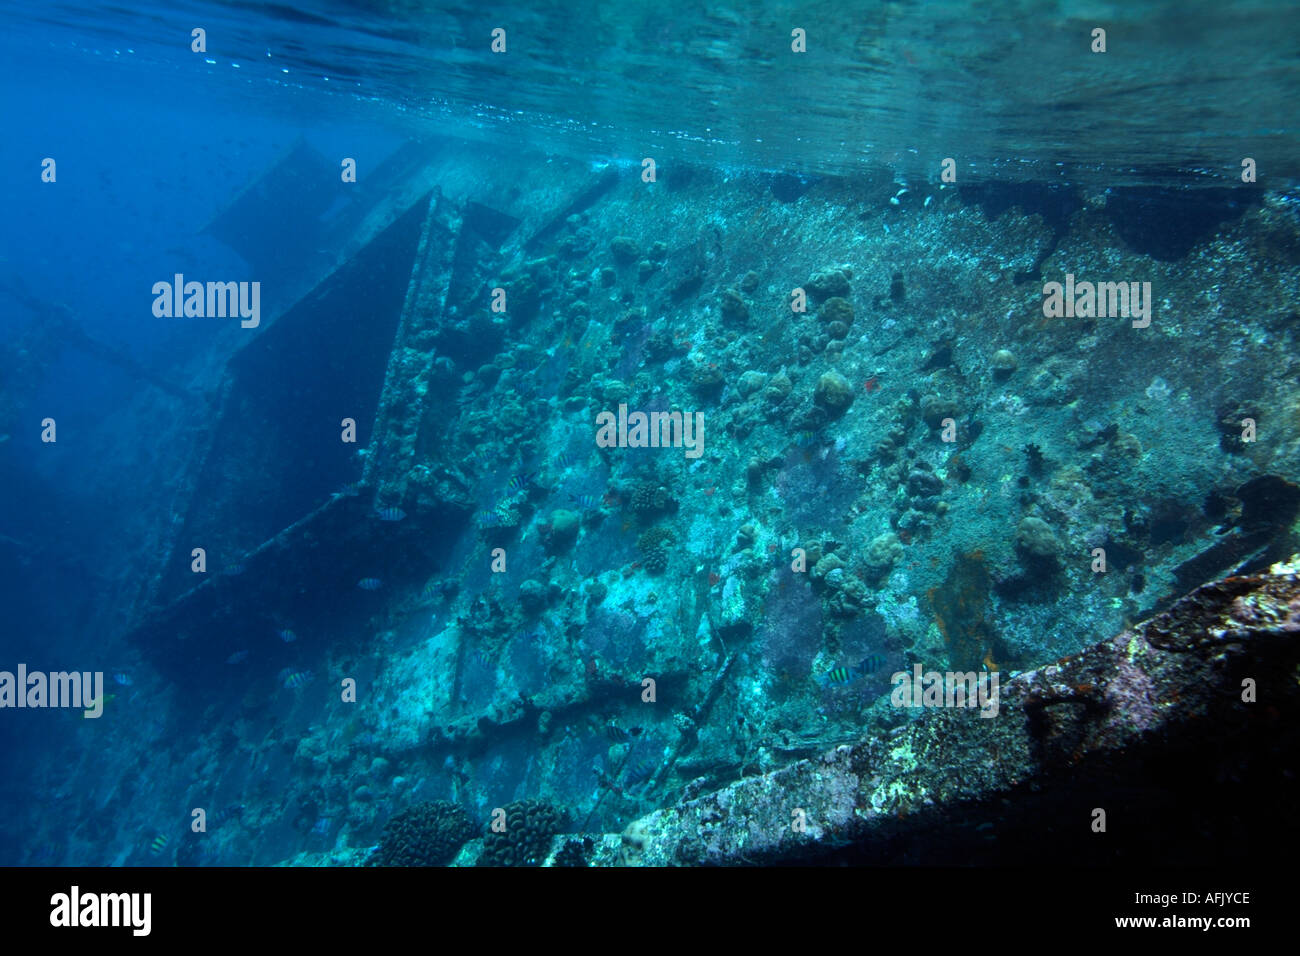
xmin=856 ymin=653 xmax=887 ymax=674
xmin=357 ymin=578 xmax=383 ymax=591
xmin=569 ymin=493 xmax=601 ymax=510
xmin=819 ymin=666 xmax=856 ymax=686
xmin=376 ymin=506 xmax=406 ymax=522
xmin=149 ymin=834 xmax=168 ymax=855
xmin=624 ymin=761 xmax=656 ymax=788
xmin=505 ymin=472 xmax=536 ymax=495
xmin=815 ymin=654 xmax=889 ymax=689
xmin=279 ymin=669 xmax=314 ymax=690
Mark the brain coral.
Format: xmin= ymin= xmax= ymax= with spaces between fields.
xmin=368 ymin=801 xmax=475 ymax=867
xmin=478 ymin=799 xmax=566 ymax=867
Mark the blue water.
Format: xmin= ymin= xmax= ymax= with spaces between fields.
xmin=1 ymin=1 xmax=1297 ymax=867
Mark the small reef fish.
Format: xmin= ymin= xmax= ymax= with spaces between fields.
xmin=505 ymin=472 xmax=536 ymax=494
xmin=568 ymin=493 xmax=602 ymax=510
xmin=624 ymin=761 xmax=656 ymax=788
xmin=311 ymin=817 xmax=331 ymax=836
xmin=792 ymin=430 xmax=820 ymax=447
xmin=815 ymin=654 xmax=888 ymax=688
xmin=821 ymin=666 xmax=856 ymax=686
xmin=277 ymin=629 xmax=298 ymax=643
xmin=225 ymin=650 xmax=250 ymax=665
xmin=334 ymin=481 xmax=362 ymax=498
xmin=859 ymin=653 xmax=887 ymax=673
xmin=605 ymin=723 xmax=641 ymax=743
xmin=376 ymin=507 xmax=406 ymax=521
xmin=357 ymin=577 xmax=383 ymax=590
xmin=475 ymin=510 xmax=506 ymax=528
xmin=112 ymin=673 xmax=133 ymax=687
xmin=149 ymin=834 xmax=168 ymax=855
xmin=278 ymin=668 xmax=314 ymax=690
